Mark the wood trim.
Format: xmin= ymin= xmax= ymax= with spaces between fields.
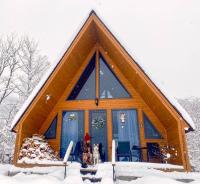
xmin=107 ymin=109 xmax=112 ymax=160
xmin=85 ymin=110 xmax=89 ymax=134
xmin=57 ymin=111 xmax=62 ymax=153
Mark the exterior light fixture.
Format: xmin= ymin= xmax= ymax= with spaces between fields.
xmin=45 ymin=94 xmax=51 ymax=103
xmin=95 ymin=98 xmax=99 ymax=106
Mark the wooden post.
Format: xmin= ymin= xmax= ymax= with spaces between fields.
xmin=107 ymin=109 xmax=112 ymax=161
xmin=85 ymin=110 xmax=89 ymax=134
xmin=138 ymin=108 xmax=146 ymax=161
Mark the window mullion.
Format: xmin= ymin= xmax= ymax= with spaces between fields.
xmin=96 ymin=49 xmax=100 ymax=99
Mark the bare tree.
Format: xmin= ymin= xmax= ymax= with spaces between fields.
xmin=16 ymin=36 xmax=50 ymax=102
xmin=0 ymin=34 xmax=50 ymax=163
xmin=0 ymin=34 xmax=20 ymax=105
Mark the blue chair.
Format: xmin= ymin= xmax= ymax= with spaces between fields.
xmin=117 ymin=141 xmax=132 ymax=161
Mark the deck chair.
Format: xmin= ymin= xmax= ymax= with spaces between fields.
xmin=147 ymin=143 xmax=163 ymax=163
xmin=132 ymin=145 xmax=142 ymax=162
xmin=117 ymin=141 xmax=132 ymax=161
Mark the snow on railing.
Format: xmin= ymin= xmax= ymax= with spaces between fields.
xmin=112 ymin=139 xmax=116 ymax=181
xmin=63 ymin=141 xmax=73 ymax=178
xmin=112 ymin=139 xmax=116 ymax=165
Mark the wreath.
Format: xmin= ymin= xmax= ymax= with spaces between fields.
xmin=92 ymin=116 xmax=105 ymax=129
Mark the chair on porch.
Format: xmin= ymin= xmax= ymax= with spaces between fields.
xmin=117 ymin=141 xmax=132 ymax=161
xmin=132 ymin=145 xmax=142 ymax=162
xmin=146 ymin=142 xmax=163 ymax=163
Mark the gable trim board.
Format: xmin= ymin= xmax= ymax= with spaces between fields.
xmin=11 ymin=10 xmax=194 ymax=133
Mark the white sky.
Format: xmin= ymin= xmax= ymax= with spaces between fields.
xmin=1 ymin=0 xmax=200 ymax=98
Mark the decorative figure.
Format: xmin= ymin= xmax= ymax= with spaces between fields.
xmin=82 ymin=133 xmax=92 ymax=167
xmin=93 ymin=144 xmax=100 ymax=165
xmin=120 ymin=112 xmax=126 ymax=128
xmin=68 ymin=113 xmax=76 ymax=121
xmin=160 ymin=145 xmax=178 ymax=164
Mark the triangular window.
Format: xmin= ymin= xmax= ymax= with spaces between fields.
xmin=67 ymin=52 xmax=131 ymax=100
xmin=67 ymin=54 xmax=96 ymax=100
xmin=143 ymin=113 xmax=163 ymax=139
xmin=44 ymin=115 xmax=57 ymax=139
xmin=99 ymin=56 xmax=130 ymax=99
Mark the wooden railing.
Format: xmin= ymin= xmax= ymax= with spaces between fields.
xmin=63 ymin=141 xmax=73 ymax=178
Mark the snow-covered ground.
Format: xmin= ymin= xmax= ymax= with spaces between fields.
xmin=0 ymin=162 xmax=200 ymax=184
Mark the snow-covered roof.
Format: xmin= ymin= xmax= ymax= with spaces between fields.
xmin=11 ymin=10 xmax=195 ymax=131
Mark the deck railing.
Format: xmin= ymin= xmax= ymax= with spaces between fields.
xmin=63 ymin=141 xmax=73 ymax=178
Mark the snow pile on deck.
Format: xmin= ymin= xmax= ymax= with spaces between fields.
xmin=18 ymin=134 xmax=60 ymax=164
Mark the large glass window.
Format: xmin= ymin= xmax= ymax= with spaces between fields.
xmin=99 ymin=56 xmax=130 ymax=99
xmin=67 ymin=54 xmax=96 ymax=100
xmin=67 ymin=52 xmax=131 ymax=100
xmin=143 ymin=113 xmax=163 ymax=139
xmin=44 ymin=115 xmax=57 ymax=139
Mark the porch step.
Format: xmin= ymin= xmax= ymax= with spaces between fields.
xmin=80 ymin=167 xmax=97 ymax=175
xmin=82 ymin=176 xmax=102 ymax=183
xmin=80 ymin=167 xmax=101 ymax=183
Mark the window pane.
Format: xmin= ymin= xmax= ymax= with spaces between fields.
xmin=67 ymin=54 xmax=96 ymax=100
xmin=44 ymin=115 xmax=57 ymax=139
xmin=99 ymin=56 xmax=131 ymax=99
xmin=143 ymin=113 xmax=162 ymax=139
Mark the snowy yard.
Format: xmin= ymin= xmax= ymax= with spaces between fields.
xmin=0 ymin=162 xmax=200 ymax=184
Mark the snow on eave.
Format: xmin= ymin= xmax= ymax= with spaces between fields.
xmin=10 ymin=10 xmax=94 ymax=131
xmin=11 ymin=9 xmax=195 ymax=132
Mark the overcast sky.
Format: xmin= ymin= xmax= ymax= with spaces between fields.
xmin=1 ymin=0 xmax=200 ymax=98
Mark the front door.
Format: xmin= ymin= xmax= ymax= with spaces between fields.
xmin=89 ymin=110 xmax=108 ymax=161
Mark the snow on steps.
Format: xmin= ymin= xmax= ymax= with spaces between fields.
xmin=80 ymin=163 xmax=113 ymax=183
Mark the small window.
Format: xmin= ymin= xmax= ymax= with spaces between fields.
xmin=44 ymin=115 xmax=57 ymax=139
xmin=67 ymin=54 xmax=96 ymax=100
xmin=99 ymin=56 xmax=130 ymax=99
xmin=143 ymin=113 xmax=162 ymax=139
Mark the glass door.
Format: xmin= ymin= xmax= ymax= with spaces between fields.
xmin=112 ymin=109 xmax=140 ymax=161
xmin=89 ymin=110 xmax=108 ymax=161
